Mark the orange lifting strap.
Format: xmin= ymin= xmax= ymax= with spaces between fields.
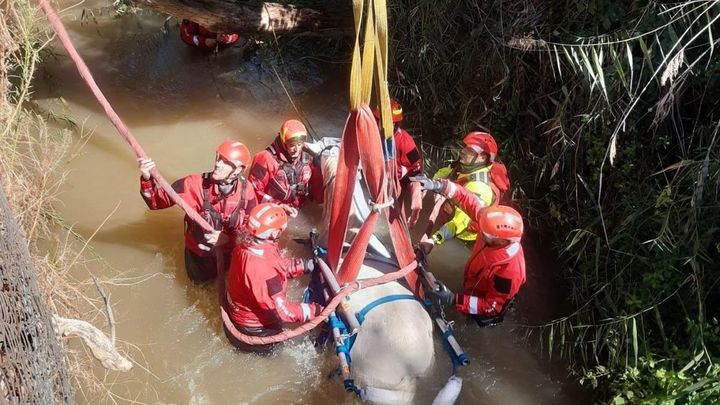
xmin=325 ymin=0 xmax=421 ymax=294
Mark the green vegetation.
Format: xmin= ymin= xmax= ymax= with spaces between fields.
xmin=389 ymin=1 xmax=720 ymax=403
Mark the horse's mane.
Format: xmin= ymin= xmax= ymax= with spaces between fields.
xmin=320 ymin=152 xmax=338 ymax=205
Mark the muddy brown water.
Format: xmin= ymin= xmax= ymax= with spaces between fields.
xmin=33 ymin=2 xmax=588 ymax=403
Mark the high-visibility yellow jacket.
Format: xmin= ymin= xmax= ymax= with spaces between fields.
xmin=431 ymin=164 xmax=495 ymax=244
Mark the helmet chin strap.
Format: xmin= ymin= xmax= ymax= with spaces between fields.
xmin=215 ymin=165 xmax=244 ymax=183
xmin=458 ymin=151 xmax=489 ymax=173
xmin=214 ymin=170 xmax=241 ymax=196
xmin=458 ymin=153 xmax=478 ymax=173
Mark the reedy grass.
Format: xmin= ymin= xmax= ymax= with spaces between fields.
xmin=391 ymin=0 xmax=720 ymax=402
xmin=1 ymin=1 xmax=151 ymax=403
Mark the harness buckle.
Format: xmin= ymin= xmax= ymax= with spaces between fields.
xmin=367 ymin=198 xmax=394 ymax=212
xmin=339 ymin=330 xmax=357 ymax=340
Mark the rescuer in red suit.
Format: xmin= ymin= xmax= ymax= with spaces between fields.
xmin=248 ymin=119 xmax=315 ymax=216
xmin=411 ymin=175 xmax=526 ymax=327
xmin=224 ymin=203 xmax=321 ymax=352
xmin=139 ymin=140 xmax=256 ymax=283
xmin=179 ymin=19 xmax=239 ymax=51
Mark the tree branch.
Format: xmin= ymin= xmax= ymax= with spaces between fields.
xmin=52 ymin=316 xmax=133 ymax=372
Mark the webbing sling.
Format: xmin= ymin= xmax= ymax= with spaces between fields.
xmin=326 ymin=0 xmax=420 ymax=294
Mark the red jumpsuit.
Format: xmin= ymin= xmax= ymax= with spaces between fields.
xmin=225 ymin=240 xmax=319 ymax=330
xmin=393 ymin=127 xmax=423 ymax=182
xmin=440 ymin=181 xmax=526 ymax=319
xmin=248 ymin=136 xmax=313 ymax=208
xmin=180 ymin=20 xmax=239 ymax=50
xmin=387 ymin=127 xmax=424 ymax=221
xmin=140 ymin=174 xmax=257 ymax=280
xmin=488 ymin=161 xmax=511 ymax=204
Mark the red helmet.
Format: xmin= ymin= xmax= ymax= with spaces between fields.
xmin=473 ymin=132 xmax=498 ymax=161
xmin=372 ymin=99 xmax=403 ymax=123
xmin=479 ymin=205 xmax=523 ymax=243
xmin=216 ymin=140 xmax=250 ymax=168
xmin=280 ymin=119 xmax=308 ymax=146
xmin=463 ymin=131 xmax=497 ymax=162
xmin=247 ymin=203 xmax=288 ymax=239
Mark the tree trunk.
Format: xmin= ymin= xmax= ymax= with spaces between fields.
xmin=131 ymin=0 xmax=353 ymax=36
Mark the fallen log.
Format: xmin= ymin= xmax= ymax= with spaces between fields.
xmin=131 ymin=0 xmax=353 ymax=36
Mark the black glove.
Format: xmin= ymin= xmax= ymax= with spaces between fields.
xmin=304 ymin=259 xmax=316 ymax=274
xmin=409 ymin=175 xmax=446 ymax=194
xmin=428 ymin=281 xmax=455 ymax=306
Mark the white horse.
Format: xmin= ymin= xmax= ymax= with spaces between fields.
xmin=310 ymin=139 xmax=458 ymax=404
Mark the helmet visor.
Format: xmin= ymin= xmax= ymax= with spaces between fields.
xmin=459 ymin=147 xmax=480 ymax=165
xmin=284 ymin=134 xmax=307 ymax=147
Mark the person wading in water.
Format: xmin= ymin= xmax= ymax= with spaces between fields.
xmin=223 ymin=203 xmax=321 ymax=352
xmin=248 ymin=119 xmax=317 ymax=218
xmin=139 ymin=140 xmax=256 ymax=282
xmin=412 ymin=175 xmax=526 ymax=327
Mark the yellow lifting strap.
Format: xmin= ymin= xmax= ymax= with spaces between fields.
xmin=349 ymin=0 xmax=393 ymax=140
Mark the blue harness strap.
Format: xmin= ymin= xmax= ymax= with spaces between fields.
xmin=329 ymin=313 xmax=353 ymax=360
xmin=330 ymin=294 xmax=418 ymax=365
xmin=329 ymin=294 xmax=418 ymax=397
xmin=355 ymin=294 xmax=418 ymax=324
xmin=423 ymin=299 xmax=469 ymax=375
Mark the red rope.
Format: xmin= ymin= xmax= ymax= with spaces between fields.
xmin=221 ymin=260 xmax=418 ymax=345
xmin=37 ymin=0 xmax=213 ymax=234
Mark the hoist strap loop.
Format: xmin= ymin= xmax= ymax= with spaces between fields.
xmin=368 ymin=198 xmax=394 ymax=211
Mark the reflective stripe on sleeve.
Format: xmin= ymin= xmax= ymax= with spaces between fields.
xmin=446 ymin=181 xmax=457 ymax=198
xmin=301 ymin=303 xmax=311 ymax=321
xmin=468 ymin=296 xmax=479 ymax=315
